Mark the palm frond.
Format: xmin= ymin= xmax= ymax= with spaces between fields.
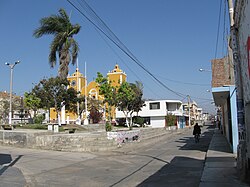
xmin=68 ymin=24 xmax=81 ymax=37
xmin=59 ymin=9 xmax=70 ymax=23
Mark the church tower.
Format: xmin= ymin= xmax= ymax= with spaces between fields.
xmin=67 ymin=68 xmax=85 ymax=92
xmin=107 ymin=64 xmax=127 ymax=87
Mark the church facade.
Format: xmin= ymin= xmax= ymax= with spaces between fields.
xmin=49 ymin=64 xmax=127 ymax=124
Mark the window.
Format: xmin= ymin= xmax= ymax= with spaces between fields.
xmin=149 ymin=102 xmax=160 ymax=110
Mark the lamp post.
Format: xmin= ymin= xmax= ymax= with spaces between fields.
xmin=199 ymin=68 xmax=212 ymax=72
xmin=5 ymin=61 xmax=20 ymax=125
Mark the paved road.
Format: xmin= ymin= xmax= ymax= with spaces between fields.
xmin=0 ymin=125 xmax=214 ymax=187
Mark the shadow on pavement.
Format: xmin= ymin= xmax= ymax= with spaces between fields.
xmin=136 ymin=156 xmax=204 ymax=187
xmin=0 ymin=154 xmax=23 ymax=175
xmin=0 ymin=154 xmax=26 ymax=186
xmin=176 ymin=125 xmax=215 ymax=152
xmin=0 ymin=153 xmax=12 ymax=166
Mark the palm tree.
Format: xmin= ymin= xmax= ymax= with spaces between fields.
xmin=33 ymin=8 xmax=81 ymax=79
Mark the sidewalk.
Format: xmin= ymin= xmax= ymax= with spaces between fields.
xmin=199 ymin=128 xmax=249 ymax=187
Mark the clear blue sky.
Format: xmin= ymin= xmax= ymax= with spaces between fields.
xmin=0 ymin=0 xmax=228 ymax=114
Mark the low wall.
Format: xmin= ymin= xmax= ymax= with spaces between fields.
xmin=0 ymin=130 xmax=116 ymax=152
xmin=0 ymin=126 xmax=178 ymax=152
xmin=107 ymin=129 xmax=140 ymax=144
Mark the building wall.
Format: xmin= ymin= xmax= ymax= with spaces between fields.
xmin=150 ymin=116 xmax=165 ymax=128
xmin=235 ymin=0 xmax=250 ymax=103
xmin=116 ymin=100 xmax=184 ymax=128
xmin=211 ymin=57 xmax=234 ymax=88
xmin=234 ymin=0 xmax=250 ymax=173
xmin=50 ymin=64 xmax=127 ymax=123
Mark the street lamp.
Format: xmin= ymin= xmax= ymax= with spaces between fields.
xmin=5 ymin=61 xmax=20 ymax=125
xmin=199 ymin=68 xmax=212 ymax=72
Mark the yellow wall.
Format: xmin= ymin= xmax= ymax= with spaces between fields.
xmin=49 ymin=64 xmax=127 ymax=123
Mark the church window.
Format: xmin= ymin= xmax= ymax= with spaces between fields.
xmin=71 ymin=80 xmax=76 ymax=86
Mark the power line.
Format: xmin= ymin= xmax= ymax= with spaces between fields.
xmin=67 ymin=0 xmax=187 ymax=98
xmin=157 ymin=75 xmax=210 ymax=86
xmin=94 ymin=25 xmax=163 ymax=99
xmin=214 ymin=0 xmax=223 ymax=59
xmin=67 ymin=0 xmax=214 ymax=102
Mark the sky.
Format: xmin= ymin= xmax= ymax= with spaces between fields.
xmin=0 ymin=0 xmax=229 ymax=114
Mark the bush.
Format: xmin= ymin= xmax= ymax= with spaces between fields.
xmin=89 ymin=108 xmax=103 ymax=124
xmin=33 ymin=114 xmax=45 ymax=124
xmin=165 ymin=114 xmax=176 ymax=126
xmin=105 ymin=122 xmax=112 ymax=131
xmin=133 ymin=116 xmax=144 ymax=127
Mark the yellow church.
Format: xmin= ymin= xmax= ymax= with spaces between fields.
xmin=49 ymin=64 xmax=127 ymax=124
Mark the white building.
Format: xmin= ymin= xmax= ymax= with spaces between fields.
xmin=116 ymin=99 xmax=186 ymax=128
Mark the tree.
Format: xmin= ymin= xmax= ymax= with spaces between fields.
xmin=30 ymin=77 xmax=79 ymax=123
xmin=96 ymin=72 xmax=145 ymax=129
xmin=130 ymin=81 xmax=145 ymax=115
xmin=0 ymin=96 xmax=23 ymax=124
xmin=0 ymin=100 xmax=9 ymax=124
xmin=95 ymin=72 xmax=117 ymax=122
xmin=116 ymin=81 xmax=145 ymax=129
xmin=116 ymin=82 xmax=135 ymax=128
xmin=33 ymin=8 xmax=81 ymax=79
xmin=23 ymin=92 xmax=41 ymax=117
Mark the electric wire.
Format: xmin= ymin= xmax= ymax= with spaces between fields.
xmin=157 ymin=75 xmax=210 ymax=86
xmin=94 ymin=25 xmax=163 ymax=99
xmin=67 ymin=0 xmax=212 ymax=102
xmin=214 ymin=0 xmax=223 ymax=59
xmin=67 ymin=0 xmax=187 ymax=98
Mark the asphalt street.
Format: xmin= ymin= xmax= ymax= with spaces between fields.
xmin=0 ymin=125 xmax=214 ymax=187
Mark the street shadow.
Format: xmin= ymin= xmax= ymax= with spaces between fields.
xmin=136 ymin=156 xmax=204 ymax=187
xmin=0 ymin=153 xmax=12 ymax=165
xmin=0 ymin=154 xmax=23 ymax=175
xmin=176 ymin=125 xmax=215 ymax=152
xmin=110 ymin=153 xmax=170 ymax=187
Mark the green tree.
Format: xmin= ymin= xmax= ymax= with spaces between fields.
xmin=31 ymin=77 xmax=79 ymax=123
xmin=23 ymin=92 xmax=41 ymax=117
xmin=116 ymin=82 xmax=145 ymax=129
xmin=33 ymin=8 xmax=81 ymax=79
xmin=116 ymin=82 xmax=135 ymax=128
xmin=130 ymin=81 xmax=145 ymax=116
xmin=95 ymin=72 xmax=117 ymax=122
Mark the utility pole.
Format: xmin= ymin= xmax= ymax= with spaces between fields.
xmin=227 ymin=0 xmax=246 ymax=177
xmin=84 ymin=61 xmax=88 ymax=125
xmin=76 ymin=58 xmax=80 ymax=125
xmin=187 ymin=95 xmax=191 ymax=127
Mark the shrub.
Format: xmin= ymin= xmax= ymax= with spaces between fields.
xmin=133 ymin=116 xmax=144 ymax=127
xmin=105 ymin=122 xmax=112 ymax=131
xmin=33 ymin=114 xmax=45 ymax=124
xmin=165 ymin=114 xmax=177 ymax=126
xmin=89 ymin=108 xmax=103 ymax=124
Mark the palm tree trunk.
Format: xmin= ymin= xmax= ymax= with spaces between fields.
xmin=59 ymin=50 xmax=70 ymax=79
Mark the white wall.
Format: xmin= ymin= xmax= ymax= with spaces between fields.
xmin=150 ymin=116 xmax=165 ymax=128
xmin=116 ymin=100 xmax=184 ymax=128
